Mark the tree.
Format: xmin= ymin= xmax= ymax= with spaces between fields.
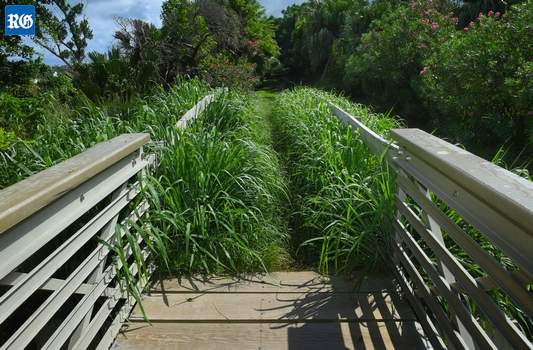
xmin=32 ymin=0 xmax=93 ymax=68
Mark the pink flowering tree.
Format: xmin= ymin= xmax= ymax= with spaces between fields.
xmin=419 ymin=1 xmax=533 ymax=151
xmin=343 ymin=0 xmax=456 ymax=119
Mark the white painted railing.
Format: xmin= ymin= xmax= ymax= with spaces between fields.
xmin=0 ymin=133 xmax=152 ymax=350
xmin=330 ymin=104 xmax=533 ymax=350
xmin=0 ymin=92 xmax=219 ymax=349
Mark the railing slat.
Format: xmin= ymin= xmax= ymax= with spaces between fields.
xmin=0 ymin=182 xmax=141 ymax=325
xmin=392 ymin=129 xmax=533 ymax=276
xmin=0 ymin=133 xmax=149 ymax=234
xmin=95 ymin=295 xmax=136 ymax=350
xmin=397 ymin=172 xmax=532 ymax=318
xmin=394 ymin=243 xmax=465 ymax=349
xmin=68 ymin=182 xmax=128 ymax=348
xmin=44 ymin=207 xmax=150 ymax=349
xmin=331 ymin=105 xmax=532 ymax=349
xmin=397 ymin=200 xmax=530 ymax=350
xmin=394 ymin=219 xmax=497 ymax=350
xmin=1 ymin=197 xmax=148 ymax=349
xmin=71 ymin=262 xmax=151 ymax=350
xmin=0 ymin=151 xmax=147 ymax=281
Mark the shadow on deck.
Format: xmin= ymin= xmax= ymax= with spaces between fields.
xmin=113 ymin=271 xmax=432 ymax=349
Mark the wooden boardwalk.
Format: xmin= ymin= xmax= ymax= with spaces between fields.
xmin=113 ymin=271 xmax=432 ymax=349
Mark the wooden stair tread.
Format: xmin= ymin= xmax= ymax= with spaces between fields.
xmin=130 ymin=291 xmax=415 ymax=321
xmin=114 ymin=271 xmax=431 ymax=349
xmin=114 ymin=322 xmax=432 ymax=350
xmin=150 ymin=271 xmax=394 ymax=293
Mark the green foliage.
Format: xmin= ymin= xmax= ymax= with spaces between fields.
xmin=277 ymin=0 xmax=532 ymax=166
xmin=74 ymin=48 xmax=141 ymax=101
xmin=33 ymin=0 xmax=93 ymax=67
xmin=0 ymin=79 xmax=209 ymax=188
xmin=0 ymin=128 xmax=15 ymax=151
xmin=271 ymin=87 xmax=399 ymax=273
xmin=0 ymin=93 xmax=50 ymax=138
xmin=200 ymin=54 xmax=259 ymax=90
xmin=72 ymin=0 xmax=280 ymax=100
xmin=147 ymin=91 xmax=289 ymax=273
xmin=420 ymin=2 xmax=533 ymax=152
xmin=345 ymin=1 xmax=455 ymax=96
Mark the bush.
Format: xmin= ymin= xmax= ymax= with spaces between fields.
xmin=343 ymin=0 xmax=456 ymax=114
xmin=200 ymin=55 xmax=259 ymax=90
xmin=420 ymin=2 xmax=533 ymax=153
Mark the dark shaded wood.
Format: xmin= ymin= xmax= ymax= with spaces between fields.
xmin=150 ymin=271 xmax=394 ymax=294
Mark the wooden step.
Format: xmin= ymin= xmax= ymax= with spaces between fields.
xmin=114 ymin=271 xmax=431 ymax=349
xmin=114 ymin=321 xmax=432 ymax=350
xmin=150 ymin=271 xmax=394 ymax=293
xmin=130 ymin=292 xmax=415 ymax=322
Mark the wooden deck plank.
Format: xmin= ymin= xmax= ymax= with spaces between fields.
xmin=150 ymin=271 xmax=394 ymax=293
xmin=130 ymin=292 xmax=415 ymax=322
xmin=114 ymin=321 xmax=431 ymax=350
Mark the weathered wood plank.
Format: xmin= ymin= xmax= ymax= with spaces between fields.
xmin=130 ymin=292 xmax=415 ymax=322
xmin=0 ymin=133 xmax=150 ymax=234
xmin=114 ymin=321 xmax=431 ymax=350
xmin=150 ymin=271 xmax=394 ymax=294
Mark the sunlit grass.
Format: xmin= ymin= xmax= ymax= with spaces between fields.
xmin=144 ymin=90 xmax=290 ymax=274
xmin=271 ymin=87 xmax=400 ymax=273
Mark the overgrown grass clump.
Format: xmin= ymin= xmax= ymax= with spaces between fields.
xmin=0 ymin=79 xmax=208 ymax=188
xmin=146 ymin=90 xmax=289 ymax=274
xmin=271 ymin=87 xmax=399 ymax=273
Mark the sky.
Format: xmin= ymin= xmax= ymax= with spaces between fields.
xmin=34 ymin=0 xmax=305 ymax=65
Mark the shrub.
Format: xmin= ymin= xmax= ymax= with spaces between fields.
xmin=200 ymin=55 xmax=259 ymax=90
xmin=420 ymin=1 xmax=533 ymax=154
xmin=343 ymin=0 xmax=456 ymax=118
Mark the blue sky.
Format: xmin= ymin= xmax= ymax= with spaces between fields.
xmin=35 ymin=0 xmax=305 ymax=65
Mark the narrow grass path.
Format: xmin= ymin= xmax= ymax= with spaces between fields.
xmin=253 ymin=90 xmax=278 ymax=146
xmin=253 ymin=90 xmax=305 ymax=270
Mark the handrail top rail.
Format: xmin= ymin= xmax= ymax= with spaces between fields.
xmin=0 ymin=133 xmax=150 ymax=235
xmin=328 ymin=102 xmax=398 ymax=156
xmin=391 ymin=128 xmax=533 ymax=235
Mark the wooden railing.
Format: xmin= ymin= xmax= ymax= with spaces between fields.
xmin=330 ymin=104 xmax=533 ymax=350
xmin=1 ymin=92 xmax=529 ymax=349
xmin=0 ymin=133 xmax=152 ymax=349
xmin=0 ymin=93 xmax=218 ymax=349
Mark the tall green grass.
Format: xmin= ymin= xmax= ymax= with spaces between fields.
xmin=271 ymin=87 xmax=400 ymax=273
xmin=145 ymin=90 xmax=289 ymax=274
xmin=0 ymin=79 xmax=208 ymax=188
